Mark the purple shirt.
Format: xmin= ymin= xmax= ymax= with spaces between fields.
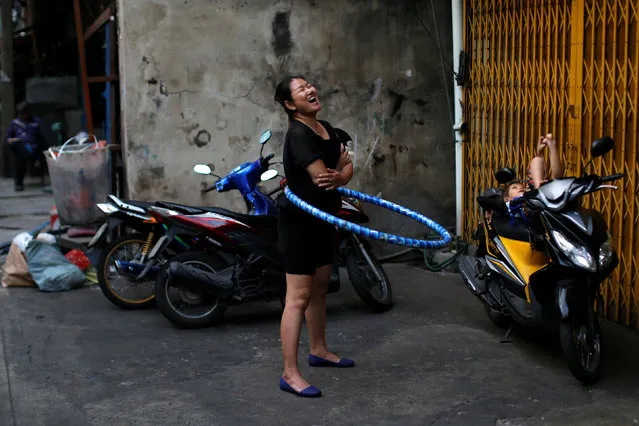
xmin=5 ymin=117 xmax=44 ymax=150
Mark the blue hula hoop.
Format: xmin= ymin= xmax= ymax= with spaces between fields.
xmin=284 ymin=187 xmax=452 ymax=249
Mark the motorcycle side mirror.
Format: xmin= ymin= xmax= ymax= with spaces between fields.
xmin=260 ymin=169 xmax=278 ymax=182
xmin=591 ymin=136 xmax=614 ymax=158
xmin=259 ymin=130 xmax=272 ymax=145
xmin=495 ymin=167 xmax=516 ymax=184
xmin=193 ymin=164 xmax=212 ymax=175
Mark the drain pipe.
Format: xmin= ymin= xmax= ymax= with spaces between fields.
xmin=451 ymin=0 xmax=465 ymax=236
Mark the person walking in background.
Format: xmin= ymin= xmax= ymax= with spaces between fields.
xmin=5 ymin=101 xmax=47 ymax=192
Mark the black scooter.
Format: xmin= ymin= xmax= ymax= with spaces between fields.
xmin=459 ymin=137 xmax=621 ymax=385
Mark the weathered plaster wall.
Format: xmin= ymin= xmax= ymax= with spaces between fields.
xmin=118 ymin=0 xmax=455 ymax=238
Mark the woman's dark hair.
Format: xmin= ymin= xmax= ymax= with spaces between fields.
xmin=274 ymin=76 xmax=305 ymax=119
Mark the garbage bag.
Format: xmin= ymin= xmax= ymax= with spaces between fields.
xmin=35 ymin=232 xmax=57 ymax=244
xmin=1 ymin=242 xmax=37 ymax=288
xmin=12 ymin=232 xmax=33 ymax=253
xmin=25 ymin=240 xmax=86 ymax=292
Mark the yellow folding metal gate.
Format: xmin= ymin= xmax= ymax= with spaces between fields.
xmin=462 ymin=0 xmax=639 ymax=328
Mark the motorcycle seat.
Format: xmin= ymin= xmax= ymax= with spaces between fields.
xmin=202 ymin=207 xmax=277 ymax=230
xmin=125 ymin=200 xmax=155 ymax=209
xmin=491 ymin=215 xmax=530 ymax=242
xmin=155 ymin=201 xmax=277 ymax=230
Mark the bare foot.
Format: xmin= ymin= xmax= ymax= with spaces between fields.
xmin=281 ymin=371 xmax=312 ymax=392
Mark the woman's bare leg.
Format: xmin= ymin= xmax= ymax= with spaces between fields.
xmin=529 ymin=156 xmax=547 ymax=189
xmin=306 ymin=264 xmax=341 ymax=362
xmin=281 ymin=273 xmax=313 ymax=390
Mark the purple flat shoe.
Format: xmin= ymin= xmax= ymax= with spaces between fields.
xmin=279 ymin=378 xmax=322 ymax=398
xmin=308 ymin=354 xmax=355 ymax=368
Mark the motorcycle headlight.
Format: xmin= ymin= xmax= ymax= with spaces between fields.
xmin=551 ymin=229 xmax=596 ymax=272
xmin=598 ymin=234 xmax=614 ymax=270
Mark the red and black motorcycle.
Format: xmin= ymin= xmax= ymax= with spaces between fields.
xmin=146 ymin=178 xmax=392 ymax=328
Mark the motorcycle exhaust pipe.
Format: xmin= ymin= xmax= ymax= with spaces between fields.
xmin=115 ymin=260 xmax=160 ymax=279
xmin=167 ymin=261 xmax=234 ymax=298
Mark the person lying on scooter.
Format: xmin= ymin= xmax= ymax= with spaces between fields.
xmin=481 ymin=132 xmax=564 ymax=223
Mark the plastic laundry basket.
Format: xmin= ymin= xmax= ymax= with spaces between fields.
xmin=45 ymin=137 xmax=112 ymax=226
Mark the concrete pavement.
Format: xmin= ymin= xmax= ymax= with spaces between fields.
xmin=0 ymin=177 xmax=53 ymax=244
xmin=1 ymin=263 xmax=639 ymax=425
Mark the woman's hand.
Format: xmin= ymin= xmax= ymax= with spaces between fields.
xmin=316 ymin=168 xmax=347 ymax=190
xmin=335 ymin=144 xmax=351 ymax=171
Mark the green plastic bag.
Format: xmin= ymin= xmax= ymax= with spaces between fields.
xmin=25 ymin=240 xmax=86 ymax=292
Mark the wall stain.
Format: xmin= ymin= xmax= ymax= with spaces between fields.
xmin=194 ymin=129 xmax=212 ymax=147
xmin=371 ymin=153 xmax=385 ymax=166
xmin=187 ymin=65 xmax=207 ymax=85
xmin=414 ymin=99 xmax=427 ymax=107
xmin=140 ymin=3 xmax=167 ymax=32
xmin=373 ymin=113 xmax=394 ymax=136
xmin=229 ymin=135 xmax=252 ymax=154
xmin=149 ymin=166 xmax=165 ymax=178
xmin=272 ymin=11 xmax=293 ymax=57
xmin=163 ymin=188 xmax=179 ymax=199
xmin=369 ymin=77 xmax=383 ymax=101
xmin=182 ymin=122 xmax=200 ymax=135
xmin=388 ymin=89 xmax=405 ymax=117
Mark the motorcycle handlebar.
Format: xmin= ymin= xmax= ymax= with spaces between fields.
xmin=262 ymin=153 xmax=275 ymax=167
xmin=601 ymin=173 xmax=623 ymax=183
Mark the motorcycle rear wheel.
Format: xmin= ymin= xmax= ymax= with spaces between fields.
xmin=559 ymin=309 xmax=604 ymax=385
xmin=155 ymin=251 xmax=229 ymax=329
xmin=346 ymin=239 xmax=393 ymax=312
xmin=97 ymin=234 xmax=161 ymax=310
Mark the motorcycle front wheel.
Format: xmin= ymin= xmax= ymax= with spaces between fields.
xmin=155 ymin=251 xmax=229 ymax=329
xmin=559 ymin=308 xmax=604 ymax=385
xmin=345 ymin=236 xmax=393 ymax=312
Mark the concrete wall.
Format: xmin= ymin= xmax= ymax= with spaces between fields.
xmin=117 ymin=0 xmax=456 ymax=239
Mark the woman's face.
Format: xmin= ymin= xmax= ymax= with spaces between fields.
xmin=285 ymin=78 xmax=321 ymax=116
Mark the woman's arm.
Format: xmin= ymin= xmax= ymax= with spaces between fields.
xmin=306 ymin=159 xmax=351 ymax=191
xmin=338 ymin=162 xmax=353 ymax=185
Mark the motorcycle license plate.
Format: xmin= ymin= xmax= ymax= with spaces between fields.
xmin=88 ymin=223 xmax=109 ymax=247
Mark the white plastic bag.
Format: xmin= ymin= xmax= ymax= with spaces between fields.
xmin=35 ymin=233 xmax=56 ymax=244
xmin=12 ymin=232 xmax=33 ymax=253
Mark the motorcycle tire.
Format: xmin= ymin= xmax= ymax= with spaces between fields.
xmin=155 ymin=251 xmax=229 ymax=329
xmin=484 ymin=305 xmax=510 ymax=329
xmin=559 ymin=310 xmax=604 ymax=385
xmin=97 ymin=234 xmax=159 ymax=310
xmin=346 ymin=243 xmax=393 ymax=312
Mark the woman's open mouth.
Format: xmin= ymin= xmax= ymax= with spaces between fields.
xmin=308 ymin=95 xmax=319 ymax=105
